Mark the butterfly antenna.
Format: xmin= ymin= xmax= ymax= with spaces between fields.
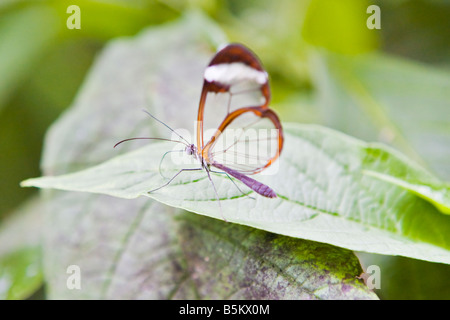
xmin=113 ymin=137 xmax=186 ymax=148
xmin=142 ymin=109 xmax=191 ymax=146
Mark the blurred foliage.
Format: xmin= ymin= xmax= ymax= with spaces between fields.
xmin=0 ymin=0 xmax=449 ymax=299
xmin=0 ymin=0 xmax=181 ymax=218
xmin=358 ymin=253 xmax=450 ymax=300
xmin=302 ymin=0 xmax=379 ymax=53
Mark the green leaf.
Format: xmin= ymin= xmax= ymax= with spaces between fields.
xmin=0 ymin=249 xmax=42 ymax=300
xmin=22 ymin=122 xmax=450 ymax=264
xmin=18 ymin=12 xmax=376 ymax=299
xmin=0 ymin=196 xmax=45 ymax=299
xmin=41 ymin=193 xmax=375 ymax=299
xmin=175 ymin=213 xmax=375 ymax=299
xmin=362 ymin=170 xmax=450 ymax=214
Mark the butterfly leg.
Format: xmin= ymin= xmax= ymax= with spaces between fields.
xmin=205 ymin=167 xmax=227 ymax=222
xmin=148 ymin=168 xmax=203 ymax=193
xmin=158 ymin=149 xmax=185 ymax=179
xmin=209 ymin=169 xmax=255 ymax=200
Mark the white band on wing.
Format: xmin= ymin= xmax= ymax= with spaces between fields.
xmin=204 ymin=62 xmax=268 ymax=86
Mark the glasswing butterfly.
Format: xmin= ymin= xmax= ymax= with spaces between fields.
xmin=115 ymin=43 xmax=284 ymax=220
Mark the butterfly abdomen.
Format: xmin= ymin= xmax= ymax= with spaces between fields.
xmin=212 ymin=163 xmax=277 ymax=198
xmin=252 ymin=182 xmax=277 ymax=198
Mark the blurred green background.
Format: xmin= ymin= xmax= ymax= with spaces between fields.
xmin=0 ymin=0 xmax=449 ymax=299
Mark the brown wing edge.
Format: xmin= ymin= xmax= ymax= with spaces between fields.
xmin=205 ymin=43 xmax=271 ymax=102
xmin=209 ymin=43 xmax=265 ymax=70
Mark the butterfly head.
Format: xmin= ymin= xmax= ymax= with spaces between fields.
xmin=185 ymin=144 xmax=197 ymax=156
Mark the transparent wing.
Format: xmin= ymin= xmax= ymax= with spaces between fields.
xmin=196 ymin=44 xmax=283 ymax=174
xmin=199 ymin=82 xmax=268 ymax=149
xmin=204 ymin=108 xmax=283 ymax=174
